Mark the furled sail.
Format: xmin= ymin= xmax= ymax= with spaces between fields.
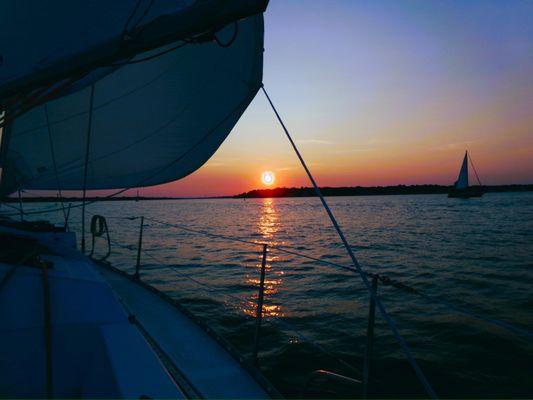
xmin=455 ymin=152 xmax=469 ymax=190
xmin=0 ymin=0 xmax=266 ymax=194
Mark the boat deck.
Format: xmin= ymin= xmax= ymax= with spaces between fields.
xmin=96 ymin=263 xmax=273 ymax=398
xmin=0 ymin=220 xmax=273 ymax=398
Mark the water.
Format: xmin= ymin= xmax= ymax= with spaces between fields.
xmin=13 ymin=192 xmax=533 ymax=397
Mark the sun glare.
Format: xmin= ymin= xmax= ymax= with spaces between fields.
xmin=261 ymin=171 xmax=275 ymax=186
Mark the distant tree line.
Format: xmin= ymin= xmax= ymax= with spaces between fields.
xmin=234 ymin=184 xmax=533 ymax=198
xmin=4 ymin=184 xmax=532 ymax=202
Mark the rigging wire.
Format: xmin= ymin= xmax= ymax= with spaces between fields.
xmin=122 ymin=0 xmax=156 ymax=43
xmin=81 ymin=84 xmax=95 ymax=253
xmin=0 ymin=201 xmax=22 ymax=213
xmin=128 ymin=0 xmax=155 ymax=34
xmin=468 ymin=152 xmax=482 ymax=186
xmin=122 ymin=0 xmax=144 ymax=39
xmin=44 ymin=104 xmax=68 ymax=229
xmin=261 ymin=85 xmax=437 ymax=399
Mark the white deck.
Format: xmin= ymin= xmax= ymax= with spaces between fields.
xmin=97 ymin=264 xmax=271 ymax=398
xmin=0 ymin=222 xmax=272 ymax=398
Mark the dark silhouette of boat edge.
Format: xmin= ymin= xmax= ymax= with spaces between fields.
xmin=448 ymin=186 xmax=484 ymax=198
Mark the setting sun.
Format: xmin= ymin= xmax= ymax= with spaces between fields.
xmin=261 ymin=171 xmax=275 ymax=186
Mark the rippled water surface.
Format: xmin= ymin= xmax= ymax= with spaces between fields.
xmin=19 ymin=193 xmax=533 ymax=397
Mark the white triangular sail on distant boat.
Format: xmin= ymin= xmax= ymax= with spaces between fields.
xmin=455 ymin=151 xmax=469 ymax=189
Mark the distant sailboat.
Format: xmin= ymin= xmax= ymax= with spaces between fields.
xmin=448 ymin=151 xmax=484 ymax=198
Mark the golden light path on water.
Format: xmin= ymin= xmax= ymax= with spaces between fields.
xmin=242 ymin=198 xmax=284 ymax=318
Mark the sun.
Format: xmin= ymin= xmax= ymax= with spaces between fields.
xmin=261 ymin=171 xmax=275 ymax=186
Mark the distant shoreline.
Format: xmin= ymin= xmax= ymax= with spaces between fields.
xmin=4 ymin=184 xmax=532 ymax=202
xmin=234 ymin=184 xmax=533 ymax=198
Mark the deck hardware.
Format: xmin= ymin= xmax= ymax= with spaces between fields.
xmin=252 ymin=243 xmax=268 ymax=366
xmin=134 ymin=216 xmax=144 ymax=280
xmin=80 ymin=84 xmax=95 ymax=254
xmin=89 ymin=215 xmax=111 ymax=260
xmin=362 ymin=274 xmax=378 ymax=398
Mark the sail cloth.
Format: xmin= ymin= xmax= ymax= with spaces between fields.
xmin=0 ymin=0 xmax=267 ymax=102
xmin=0 ymin=1 xmax=265 ymax=193
xmin=455 ymin=152 xmax=469 ymax=189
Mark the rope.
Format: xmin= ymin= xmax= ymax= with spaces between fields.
xmin=122 ymin=0 xmax=143 ymax=37
xmin=81 ymin=84 xmax=95 ymax=253
xmin=89 ymin=215 xmax=111 ymax=260
xmin=122 ymin=0 xmax=156 ymax=41
xmin=261 ymin=85 xmax=437 ymax=399
xmin=468 ymin=152 xmax=482 ymax=186
xmin=0 ymin=201 xmax=23 ymax=214
xmin=128 ymin=0 xmax=155 ymax=34
xmin=213 ymin=21 xmax=239 ymax=48
xmin=44 ymin=104 xmax=68 ymax=228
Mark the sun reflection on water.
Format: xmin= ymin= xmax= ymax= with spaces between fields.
xmin=242 ymin=198 xmax=284 ymax=318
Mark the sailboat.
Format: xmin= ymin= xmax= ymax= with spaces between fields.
xmin=448 ymin=151 xmax=484 ymax=198
xmin=0 ymin=1 xmax=280 ymax=398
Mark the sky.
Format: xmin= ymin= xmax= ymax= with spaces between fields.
xmin=103 ymin=1 xmax=533 ymax=196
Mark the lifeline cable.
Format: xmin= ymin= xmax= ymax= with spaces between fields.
xmin=143 ymin=216 xmax=532 ymax=340
xmin=81 ymin=84 xmax=95 ymax=253
xmin=44 ymin=104 xmax=68 ymax=228
xmin=109 ymin=237 xmax=360 ymax=377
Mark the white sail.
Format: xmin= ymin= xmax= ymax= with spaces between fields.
xmin=0 ymin=0 xmax=267 ymax=102
xmin=0 ymin=2 xmax=265 ymax=194
xmin=455 ymin=152 xmax=469 ymax=190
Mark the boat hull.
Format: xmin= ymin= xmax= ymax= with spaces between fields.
xmin=448 ymin=187 xmax=484 ymax=198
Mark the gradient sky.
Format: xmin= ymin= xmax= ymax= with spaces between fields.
xmin=128 ymin=1 xmax=532 ymax=196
